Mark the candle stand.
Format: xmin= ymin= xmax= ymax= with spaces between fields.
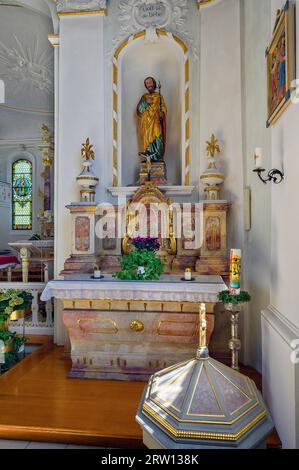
xmin=225 ymin=303 xmax=243 ymax=371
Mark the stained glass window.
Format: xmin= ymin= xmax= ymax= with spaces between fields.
xmin=12 ymin=159 xmax=33 ymax=230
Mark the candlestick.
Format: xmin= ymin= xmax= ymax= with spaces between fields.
xmin=229 ymin=249 xmax=241 ymax=295
xmin=196 ymin=303 xmax=209 ymax=359
xmin=226 ymin=303 xmax=242 ymax=371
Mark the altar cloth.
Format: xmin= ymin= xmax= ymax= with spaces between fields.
xmin=41 ymin=275 xmax=227 ymax=303
xmin=0 ymin=255 xmax=20 ymax=270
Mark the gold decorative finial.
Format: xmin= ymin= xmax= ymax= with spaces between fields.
xmin=41 ymin=124 xmax=51 ymax=143
xmin=196 ymin=303 xmax=209 ymax=359
xmin=206 ymin=134 xmax=221 ymax=158
xmin=81 ymin=138 xmax=95 ymax=161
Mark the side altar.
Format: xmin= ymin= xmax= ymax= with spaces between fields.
xmin=49 ymin=136 xmax=231 ymax=381
xmin=41 ymin=275 xmax=227 ymax=381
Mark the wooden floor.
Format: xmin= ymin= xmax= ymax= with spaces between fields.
xmin=0 ymin=343 xmax=281 ymax=449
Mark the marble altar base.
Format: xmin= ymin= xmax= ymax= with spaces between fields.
xmin=41 ymin=276 xmax=227 ymax=381
xmin=63 ymin=304 xmax=215 ymax=381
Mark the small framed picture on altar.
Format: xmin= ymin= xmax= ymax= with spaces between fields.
xmin=266 ymin=1 xmax=296 ymax=127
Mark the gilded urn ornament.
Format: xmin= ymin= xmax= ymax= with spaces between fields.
xmin=76 ymin=138 xmax=99 ymax=202
xmin=200 ymin=134 xmax=225 ymax=201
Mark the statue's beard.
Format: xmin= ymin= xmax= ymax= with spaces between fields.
xmin=147 ymin=87 xmax=155 ymax=93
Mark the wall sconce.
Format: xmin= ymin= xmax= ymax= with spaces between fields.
xmin=253 ymin=148 xmax=284 ymax=184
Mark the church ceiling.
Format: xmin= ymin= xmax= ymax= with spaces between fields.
xmin=0 ymin=3 xmax=54 ymax=113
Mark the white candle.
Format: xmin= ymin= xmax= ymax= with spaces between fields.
xmin=185 ymin=269 xmax=192 ymax=281
xmin=137 ymin=266 xmax=145 ymax=275
xmin=254 ymin=148 xmax=263 ymax=168
xmin=94 ymin=269 xmax=102 ymax=279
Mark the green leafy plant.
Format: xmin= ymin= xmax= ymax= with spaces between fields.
xmin=0 ymin=289 xmax=31 ymax=371
xmin=0 ymin=330 xmax=26 ymax=370
xmin=0 ymin=289 xmax=33 ymax=324
xmin=113 ymin=248 xmax=164 ymax=281
xmin=218 ymin=290 xmax=251 ymax=305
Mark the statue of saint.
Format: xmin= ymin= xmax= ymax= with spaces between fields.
xmin=137 ymin=77 xmax=167 ymax=162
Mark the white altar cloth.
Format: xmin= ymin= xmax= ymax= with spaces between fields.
xmin=41 ymin=275 xmax=227 ymax=303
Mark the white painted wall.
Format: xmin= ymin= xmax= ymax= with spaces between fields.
xmin=240 ymin=0 xmax=271 ymax=372
xmin=199 ymin=0 xmax=244 ymax=251
xmin=270 ymin=0 xmax=299 ymax=329
xmin=55 ymin=14 xmax=106 ymax=276
xmin=199 ymin=0 xmax=245 ymax=355
xmin=261 ymin=0 xmax=299 ymax=448
xmin=241 ymin=0 xmax=299 ymax=448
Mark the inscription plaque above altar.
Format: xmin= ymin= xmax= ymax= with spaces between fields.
xmin=136 ymin=2 xmax=168 ymax=27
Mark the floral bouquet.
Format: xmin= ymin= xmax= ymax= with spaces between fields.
xmin=131 ymin=237 xmax=160 ymax=252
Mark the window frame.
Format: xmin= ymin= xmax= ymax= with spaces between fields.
xmin=9 ymin=153 xmax=35 ymax=235
xmin=11 ymin=158 xmax=33 ymax=231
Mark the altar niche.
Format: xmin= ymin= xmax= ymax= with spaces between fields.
xmin=113 ymin=30 xmax=189 ymax=188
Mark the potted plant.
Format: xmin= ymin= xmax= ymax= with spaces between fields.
xmin=0 ymin=289 xmax=33 ymax=329
xmin=0 ymin=289 xmax=32 ymax=369
xmin=113 ymin=237 xmax=164 ymax=281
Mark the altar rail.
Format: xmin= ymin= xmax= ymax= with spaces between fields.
xmin=0 ymin=282 xmax=54 ymax=336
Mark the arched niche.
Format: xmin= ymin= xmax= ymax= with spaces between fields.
xmin=113 ymin=30 xmax=190 ymax=188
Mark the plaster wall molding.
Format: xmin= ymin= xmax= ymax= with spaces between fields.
xmin=197 ymin=0 xmax=224 ymax=9
xmin=55 ymin=0 xmax=107 ymax=14
xmin=108 ymin=0 xmax=199 ymax=60
xmin=0 ymin=34 xmax=54 ymax=97
xmin=0 ymin=104 xmax=54 ymax=115
xmin=261 ymin=305 xmax=299 ymax=348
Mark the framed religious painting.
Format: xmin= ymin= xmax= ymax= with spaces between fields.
xmin=266 ymin=1 xmax=296 ymax=127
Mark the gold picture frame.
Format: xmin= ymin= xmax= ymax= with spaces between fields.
xmin=266 ymin=1 xmax=296 ymax=127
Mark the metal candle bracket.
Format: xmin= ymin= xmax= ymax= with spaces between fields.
xmin=253 ymin=167 xmax=284 ymax=184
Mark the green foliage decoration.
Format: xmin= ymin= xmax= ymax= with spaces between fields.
xmin=113 ymin=248 xmax=164 ymax=281
xmin=218 ymin=290 xmax=251 ymax=305
xmin=0 ymin=289 xmax=33 ymax=323
xmin=0 ymin=289 xmax=31 ymax=370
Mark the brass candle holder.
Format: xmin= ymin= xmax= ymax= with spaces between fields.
xmin=225 ymin=303 xmax=243 ymax=371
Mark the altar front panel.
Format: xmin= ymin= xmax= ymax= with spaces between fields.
xmin=41 ymin=276 xmax=227 ymax=381
xmin=63 ymin=301 xmax=215 ymax=381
